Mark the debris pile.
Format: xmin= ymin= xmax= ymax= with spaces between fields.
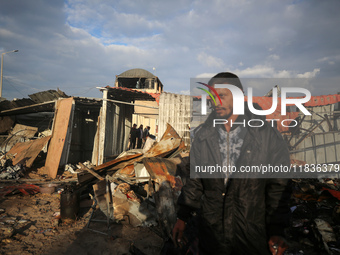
xmin=0 ymin=123 xmax=51 ymax=180
xmin=285 ymin=178 xmax=340 ymax=254
xmin=89 ymin=123 xmax=188 ymax=240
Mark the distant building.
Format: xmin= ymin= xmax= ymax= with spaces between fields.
xmin=113 ymin=68 xmax=163 ymax=141
xmin=115 ymin=68 xmax=163 ymax=94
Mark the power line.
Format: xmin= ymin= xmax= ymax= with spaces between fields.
xmin=3 ymin=76 xmax=26 ymax=98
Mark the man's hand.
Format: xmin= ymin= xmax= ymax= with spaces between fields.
xmin=268 ymin=235 xmax=288 ymax=255
xmin=172 ymin=218 xmax=186 ymax=247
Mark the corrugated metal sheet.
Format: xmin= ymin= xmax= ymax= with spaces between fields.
xmin=142 ymin=157 xmax=183 ymax=190
xmin=300 ymin=105 xmax=335 ymax=134
xmin=158 ymin=93 xmax=191 ymax=146
xmin=289 ymin=131 xmax=340 ymax=165
xmin=28 ymin=89 xmax=69 ymax=104
xmin=106 ymin=86 xmax=161 ymax=103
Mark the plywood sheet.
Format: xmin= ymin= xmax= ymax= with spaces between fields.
xmin=6 ymin=136 xmax=51 ymax=167
xmin=45 ymin=98 xmax=74 ymax=178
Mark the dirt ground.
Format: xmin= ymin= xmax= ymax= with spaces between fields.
xmin=1 ymin=176 xmax=340 ymax=255
xmin=0 ymin=184 xmax=164 ymax=255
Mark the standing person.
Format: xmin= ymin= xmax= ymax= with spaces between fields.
xmin=142 ymin=126 xmax=150 ymax=147
xmin=137 ymin=124 xmax=143 ymax=149
xmin=129 ymin=124 xmax=138 ymax=150
xmin=172 ymin=72 xmax=291 ymax=255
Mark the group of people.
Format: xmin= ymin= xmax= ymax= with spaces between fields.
xmin=129 ymin=124 xmax=150 ymax=149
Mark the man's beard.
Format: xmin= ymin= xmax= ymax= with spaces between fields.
xmin=213 ymin=107 xmax=232 ymax=120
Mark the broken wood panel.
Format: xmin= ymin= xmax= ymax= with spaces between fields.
xmin=1 ymin=124 xmax=38 ymax=153
xmin=59 ymin=101 xmax=75 ymax=166
xmin=94 ymin=153 xmax=143 ymax=171
xmin=45 ymin=98 xmax=74 ymax=178
xmin=108 ymin=124 xmax=184 ymax=174
xmin=6 ymin=136 xmax=51 ymax=167
xmin=79 ymin=162 xmax=104 ymax=181
xmin=92 ymin=179 xmax=108 ymax=215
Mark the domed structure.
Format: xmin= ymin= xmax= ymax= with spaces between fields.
xmin=115 ymin=68 xmax=163 ymax=93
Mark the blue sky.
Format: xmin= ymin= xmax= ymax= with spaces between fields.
xmin=0 ymin=0 xmax=339 ymax=100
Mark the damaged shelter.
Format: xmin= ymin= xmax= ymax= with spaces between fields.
xmin=0 ymin=90 xmax=102 ymax=179
xmin=1 ymin=71 xmax=340 ymax=254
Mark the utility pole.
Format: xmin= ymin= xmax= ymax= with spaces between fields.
xmin=0 ymin=49 xmax=19 ymax=98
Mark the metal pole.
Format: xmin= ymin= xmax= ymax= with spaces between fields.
xmin=0 ymin=50 xmax=19 ymax=98
xmin=0 ymin=53 xmax=4 ymax=98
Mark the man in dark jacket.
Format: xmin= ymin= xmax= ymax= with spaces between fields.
xmin=129 ymin=124 xmax=138 ymax=150
xmin=172 ymin=72 xmax=291 ymax=255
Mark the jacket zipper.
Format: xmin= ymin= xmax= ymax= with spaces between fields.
xmin=222 ymin=131 xmax=230 ymax=239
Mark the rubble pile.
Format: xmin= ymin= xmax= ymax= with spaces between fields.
xmin=285 ymin=178 xmax=340 ymax=254
xmin=90 ymin=123 xmax=188 ymax=239
xmin=0 ymin=158 xmax=25 ymax=180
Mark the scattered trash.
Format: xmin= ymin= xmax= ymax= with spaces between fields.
xmin=65 ymin=164 xmax=79 ymax=174
xmin=39 ymin=184 xmax=57 ymax=194
xmin=314 ymin=218 xmax=337 ymax=254
xmin=0 ymin=184 xmax=40 ymax=196
xmin=0 ymin=164 xmax=24 ymax=180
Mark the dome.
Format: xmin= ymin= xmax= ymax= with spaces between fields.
xmin=117 ymin=68 xmax=156 ymax=79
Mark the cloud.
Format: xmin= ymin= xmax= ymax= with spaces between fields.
xmin=180 ymin=90 xmax=190 ymax=95
xmin=297 ymin=68 xmax=320 ymax=78
xmin=197 ymin=52 xmax=225 ymax=69
xmin=0 ymin=0 xmax=339 ymax=100
xmin=268 ymin=54 xmax=280 ymax=61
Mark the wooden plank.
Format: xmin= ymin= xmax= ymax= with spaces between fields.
xmin=94 ymin=153 xmax=143 ymax=171
xmin=60 ymin=101 xmax=75 ymax=166
xmin=6 ymin=136 xmax=51 ymax=167
xmin=45 ymin=98 xmax=74 ymax=178
xmin=79 ymin=162 xmax=104 ymax=181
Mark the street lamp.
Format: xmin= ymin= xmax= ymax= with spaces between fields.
xmin=0 ymin=49 xmax=19 ymax=98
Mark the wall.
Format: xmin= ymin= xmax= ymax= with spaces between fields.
xmin=288 ymin=104 xmax=340 ymax=166
xmin=158 ymin=92 xmax=191 ymax=146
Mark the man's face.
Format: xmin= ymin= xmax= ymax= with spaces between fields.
xmin=210 ymin=85 xmax=234 ymax=119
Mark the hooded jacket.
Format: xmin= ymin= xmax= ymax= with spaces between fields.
xmin=177 ymin=108 xmax=291 ymax=254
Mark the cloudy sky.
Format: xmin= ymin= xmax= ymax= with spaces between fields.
xmin=0 ymin=0 xmax=339 ymax=100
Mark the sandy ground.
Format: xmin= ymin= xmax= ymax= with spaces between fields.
xmin=0 ymin=188 xmax=164 ymax=255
